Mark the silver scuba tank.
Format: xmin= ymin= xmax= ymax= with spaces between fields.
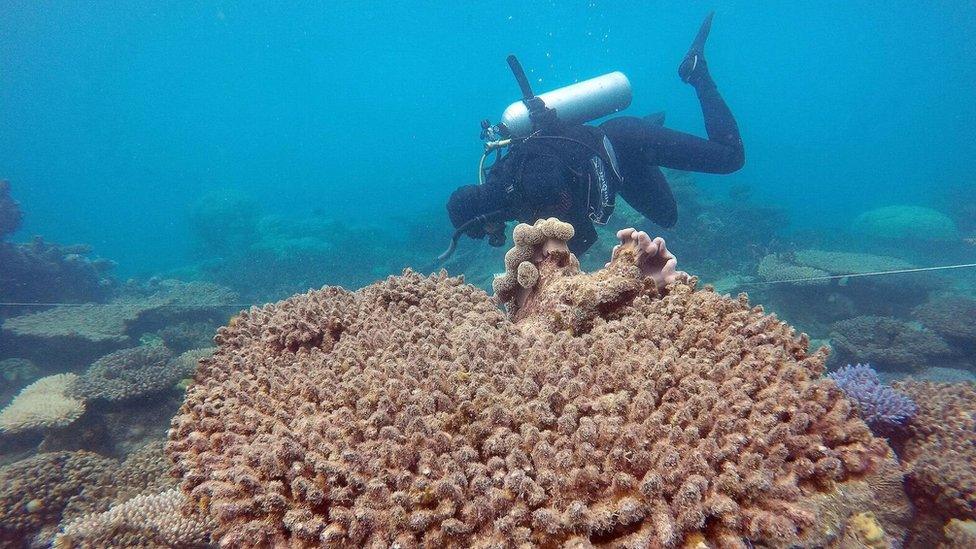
xmin=499 ymin=71 xmax=632 ymax=138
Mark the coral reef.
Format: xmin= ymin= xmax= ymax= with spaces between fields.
xmin=1 ymin=357 xmax=40 ymax=402
xmin=59 ymin=442 xmax=177 ymax=522
xmin=0 ymin=179 xmax=23 ymax=239
xmin=914 ymin=294 xmax=976 ymax=346
xmin=67 ymin=345 xmax=175 ymax=403
xmin=942 ymin=519 xmax=976 ymax=548
xmin=756 ymin=254 xmax=829 ymax=287
xmin=827 ymin=364 xmax=917 ymax=434
xmin=150 ymin=320 xmax=218 ymax=353
xmin=0 ymin=181 xmax=118 ymax=309
xmin=853 ymin=205 xmax=959 ymax=241
xmin=893 ymin=381 xmax=976 ymax=526
xmin=609 ymin=171 xmax=787 ymax=282
xmin=0 ymin=373 xmax=86 ymax=435
xmin=1 ymin=279 xmax=237 ymax=369
xmin=0 ymin=236 xmax=116 ymax=310
xmin=167 ymin=223 xmax=908 ymax=547
xmin=189 ymin=190 xmax=397 ymax=301
xmin=829 ymin=315 xmax=952 ymax=372
xmin=752 ymin=249 xmax=945 ymax=335
xmin=169 ymin=347 xmax=213 ymax=380
xmin=0 ymin=441 xmax=206 ymax=547
xmin=187 ymin=188 xmax=262 ymax=258
xmin=55 ymin=488 xmax=214 ymax=548
xmin=840 ymin=511 xmax=888 ymax=549
xmin=0 ymin=450 xmax=117 ymax=545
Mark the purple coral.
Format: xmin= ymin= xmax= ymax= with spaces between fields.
xmin=828 ymin=363 xmax=918 ymax=433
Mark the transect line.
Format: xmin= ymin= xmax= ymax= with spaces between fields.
xmin=0 ymin=263 xmax=973 ymax=306
xmin=738 ymin=262 xmax=976 ymax=286
xmin=0 ymin=302 xmax=258 ymax=308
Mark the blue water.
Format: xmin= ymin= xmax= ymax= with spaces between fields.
xmin=2 ymin=1 xmax=974 ymax=277
xmin=3 ymin=4 xmax=976 ymax=546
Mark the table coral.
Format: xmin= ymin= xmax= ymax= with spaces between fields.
xmin=829 ymin=315 xmax=952 ymax=373
xmin=853 ymin=205 xmax=959 ymax=241
xmin=67 ymin=345 xmax=175 ymax=402
xmin=914 ymin=294 xmax=976 ymax=345
xmin=2 ymin=279 xmax=236 ymax=369
xmin=0 ymin=373 xmax=86 ymax=434
xmin=168 ymin=222 xmax=908 ymax=547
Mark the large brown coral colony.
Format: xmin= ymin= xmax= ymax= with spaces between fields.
xmin=0 ymin=451 xmax=117 ymax=545
xmin=894 ymin=381 xmax=976 ymax=527
xmin=168 ymin=222 xmax=906 ymax=547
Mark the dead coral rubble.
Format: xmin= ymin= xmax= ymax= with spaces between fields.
xmin=168 ymin=222 xmax=909 ymax=547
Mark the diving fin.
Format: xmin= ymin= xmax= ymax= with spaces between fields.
xmin=643 ymin=111 xmax=666 ymax=126
xmin=678 ymin=12 xmax=714 ymax=84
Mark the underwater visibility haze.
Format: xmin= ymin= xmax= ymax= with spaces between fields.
xmin=1 ymin=2 xmax=975 ymax=548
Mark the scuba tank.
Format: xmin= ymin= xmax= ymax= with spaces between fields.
xmin=479 ymin=55 xmax=632 ymax=182
xmin=438 ymin=56 xmax=631 ymax=265
xmin=498 ymin=71 xmax=633 ymax=138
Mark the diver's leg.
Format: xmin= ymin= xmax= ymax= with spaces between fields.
xmin=602 ymin=108 xmax=742 ymax=174
xmin=687 ymin=72 xmax=743 ymax=169
xmin=676 ymin=12 xmax=744 ymax=171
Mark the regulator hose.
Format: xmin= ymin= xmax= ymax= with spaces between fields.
xmin=436 ymin=209 xmax=507 ymax=263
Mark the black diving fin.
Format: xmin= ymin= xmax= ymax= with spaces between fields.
xmin=678 ymin=12 xmax=714 ymax=84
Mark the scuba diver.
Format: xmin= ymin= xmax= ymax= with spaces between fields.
xmin=443 ymin=13 xmax=744 ymax=258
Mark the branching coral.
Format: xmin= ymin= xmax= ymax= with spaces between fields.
xmin=54 ymin=488 xmax=214 ymax=548
xmin=827 ymin=364 xmax=917 ymax=434
xmin=168 ymin=222 xmax=907 ymax=547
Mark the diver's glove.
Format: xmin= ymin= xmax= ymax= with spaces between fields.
xmin=678 ymin=12 xmax=714 ymax=87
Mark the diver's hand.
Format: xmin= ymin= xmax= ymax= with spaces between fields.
xmin=610 ymin=228 xmax=688 ymax=291
xmin=678 ymin=12 xmax=714 ymax=84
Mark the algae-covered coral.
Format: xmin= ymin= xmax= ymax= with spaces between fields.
xmin=167 ymin=222 xmax=908 ymax=547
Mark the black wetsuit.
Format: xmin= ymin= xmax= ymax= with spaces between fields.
xmin=479 ymin=75 xmax=743 ymax=255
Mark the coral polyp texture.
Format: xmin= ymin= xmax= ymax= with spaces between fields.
xmin=893 ymin=381 xmax=976 ymax=525
xmin=67 ymin=344 xmax=175 ymax=402
xmin=167 ymin=223 xmax=908 ymax=547
xmin=55 ymin=488 xmax=214 ymax=548
xmin=0 ymin=451 xmax=117 ymax=545
xmin=827 ymin=363 xmax=917 ymax=434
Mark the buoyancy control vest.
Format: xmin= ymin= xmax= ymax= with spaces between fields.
xmin=487 ymin=123 xmax=623 ymax=226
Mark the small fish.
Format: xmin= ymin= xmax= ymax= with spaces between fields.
xmin=965 ymin=236 xmax=976 ymax=246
